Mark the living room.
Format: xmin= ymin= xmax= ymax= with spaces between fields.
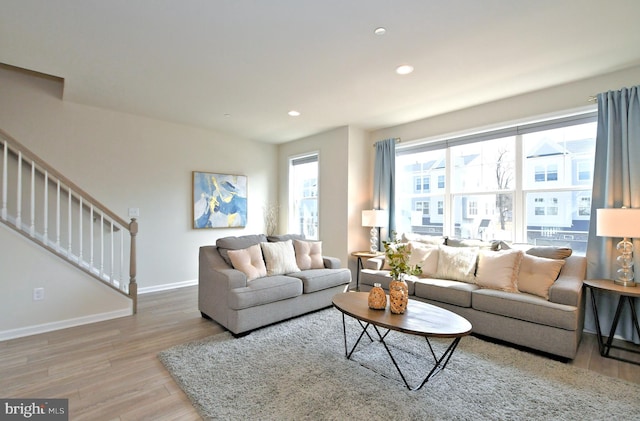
xmin=2 ymin=1 xmax=640 ymax=419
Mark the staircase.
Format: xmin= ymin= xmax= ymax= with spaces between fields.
xmin=0 ymin=128 xmax=138 ymax=312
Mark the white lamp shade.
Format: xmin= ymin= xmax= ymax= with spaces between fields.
xmin=596 ymin=208 xmax=640 ymax=238
xmin=362 ymin=209 xmax=388 ymax=227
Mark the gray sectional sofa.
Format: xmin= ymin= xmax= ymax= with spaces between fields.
xmin=199 ymin=234 xmax=351 ymax=335
xmin=359 ymin=234 xmax=587 ymax=359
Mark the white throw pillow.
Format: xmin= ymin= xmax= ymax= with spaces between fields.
xmin=517 ymin=254 xmax=565 ymax=300
xmin=408 ymin=243 xmax=439 ymax=277
xmin=293 ymin=240 xmax=324 ymax=270
xmin=227 ymin=244 xmax=267 ymax=281
xmin=475 ymin=249 xmax=523 ymax=292
xmin=435 ymin=245 xmax=478 ymax=283
xmin=260 ymin=240 xmax=301 ymax=276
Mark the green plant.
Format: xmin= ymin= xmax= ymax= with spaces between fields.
xmin=383 ymin=232 xmax=422 ymax=280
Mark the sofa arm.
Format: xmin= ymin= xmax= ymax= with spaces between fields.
xmin=364 ymin=256 xmax=385 ymax=270
xmin=323 ymin=256 xmax=342 ymax=269
xmin=199 ymin=246 xmax=248 ymax=290
xmin=549 ymin=255 xmax=587 ymax=307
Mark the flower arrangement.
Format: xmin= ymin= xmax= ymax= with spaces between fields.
xmin=382 ymin=232 xmax=422 ymax=281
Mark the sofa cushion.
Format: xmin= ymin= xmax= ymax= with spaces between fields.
xmin=517 ymin=254 xmax=566 ymax=300
xmin=287 ymin=268 xmax=351 ymax=293
xmin=408 ymin=243 xmax=439 ymax=277
xmin=446 ymin=237 xmax=500 ymax=251
xmin=217 ymin=234 xmax=268 ymax=266
xmin=474 ymin=249 xmax=523 ymax=292
xmin=435 ymin=245 xmax=478 ymax=283
xmin=267 ymin=233 xmax=306 ymax=242
xmin=472 ymin=288 xmax=579 ymax=330
xmin=293 ymin=240 xmax=324 ymax=270
xmin=227 ymin=275 xmax=302 ymax=310
xmin=227 ymin=244 xmax=267 ymax=281
xmin=360 ymin=269 xmax=417 ymax=295
xmin=402 ymin=232 xmax=445 ymax=245
xmin=261 ymin=240 xmax=300 ymax=276
xmin=526 ymin=246 xmax=572 ymax=260
xmin=413 ymin=277 xmax=478 ymax=307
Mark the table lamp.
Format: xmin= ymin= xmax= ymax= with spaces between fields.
xmin=362 ymin=209 xmax=388 ymax=253
xmin=596 ymin=207 xmax=640 ymax=287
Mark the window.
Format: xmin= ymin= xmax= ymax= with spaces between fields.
xmin=468 ymin=201 xmax=478 ymax=216
xmin=395 ymin=111 xmax=597 ymax=254
xmin=576 ymin=160 xmax=592 ymax=182
xmin=289 ymin=153 xmax=319 ymax=239
xmin=416 ymin=201 xmax=430 ymax=215
xmin=413 ymin=176 xmax=430 ymax=193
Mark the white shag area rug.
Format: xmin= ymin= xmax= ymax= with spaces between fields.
xmin=159 ymin=308 xmax=640 ymax=420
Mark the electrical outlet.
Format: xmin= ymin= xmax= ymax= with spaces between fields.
xmin=128 ymin=207 xmax=140 ymax=217
xmin=33 ymin=287 xmax=45 ymax=301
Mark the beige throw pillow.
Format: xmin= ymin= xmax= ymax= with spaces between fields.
xmin=293 ymin=240 xmax=324 ymax=270
xmin=260 ymin=240 xmax=301 ymax=276
xmin=517 ymin=254 xmax=566 ymax=300
xmin=475 ymin=249 xmax=523 ymax=292
xmin=227 ymin=244 xmax=267 ymax=281
xmin=408 ymin=243 xmax=439 ymax=277
xmin=435 ymin=245 xmax=479 ymax=283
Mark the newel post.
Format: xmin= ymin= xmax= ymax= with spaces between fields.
xmin=129 ymin=218 xmax=138 ymax=314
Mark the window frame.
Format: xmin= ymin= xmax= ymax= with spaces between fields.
xmin=395 ymin=109 xmax=597 ymax=249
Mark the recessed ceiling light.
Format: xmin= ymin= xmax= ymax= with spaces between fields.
xmin=288 ymin=110 xmax=301 ymax=117
xmin=374 ymin=27 xmax=386 ymax=35
xmin=395 ymin=64 xmax=414 ymax=75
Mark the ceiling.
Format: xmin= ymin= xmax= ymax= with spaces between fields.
xmin=2 ymin=1 xmax=640 ymax=144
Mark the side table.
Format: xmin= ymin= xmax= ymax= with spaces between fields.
xmin=584 ymin=279 xmax=640 ymax=365
xmin=351 ymin=251 xmax=383 ymax=291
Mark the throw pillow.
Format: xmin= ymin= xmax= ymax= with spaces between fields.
xmin=260 ymin=240 xmax=301 ymax=276
xmin=526 ymin=246 xmax=572 ymax=260
xmin=475 ymin=249 xmax=523 ymax=292
xmin=407 ymin=243 xmax=439 ymax=277
xmin=293 ymin=240 xmax=324 ymax=270
xmin=517 ymin=254 xmax=566 ymax=300
xmin=435 ymin=245 xmax=479 ymax=283
xmin=227 ymin=244 xmax=267 ymax=281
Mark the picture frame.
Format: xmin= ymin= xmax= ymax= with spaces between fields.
xmin=192 ymin=171 xmax=247 ymax=229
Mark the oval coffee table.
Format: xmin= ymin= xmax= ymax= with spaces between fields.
xmin=332 ymin=291 xmax=472 ymax=390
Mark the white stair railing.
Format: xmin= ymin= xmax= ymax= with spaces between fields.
xmin=0 ymin=128 xmax=137 ymax=312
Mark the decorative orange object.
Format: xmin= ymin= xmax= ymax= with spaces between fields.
xmin=368 ymin=283 xmax=387 ymax=310
xmin=389 ymin=278 xmax=409 ymax=314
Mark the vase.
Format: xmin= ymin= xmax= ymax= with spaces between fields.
xmin=389 ymin=278 xmax=409 ymax=314
xmin=368 ymin=283 xmax=387 ymax=310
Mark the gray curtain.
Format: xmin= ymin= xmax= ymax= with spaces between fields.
xmin=373 ymin=138 xmax=396 ymax=248
xmin=585 ymin=85 xmax=640 ymax=344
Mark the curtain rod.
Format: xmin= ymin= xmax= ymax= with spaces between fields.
xmin=372 ymin=137 xmax=401 ymax=147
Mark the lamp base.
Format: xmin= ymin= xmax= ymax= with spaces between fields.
xmin=614 ymin=279 xmax=637 ymax=287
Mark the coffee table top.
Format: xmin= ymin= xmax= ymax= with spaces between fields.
xmin=332 ymin=292 xmax=472 ymax=338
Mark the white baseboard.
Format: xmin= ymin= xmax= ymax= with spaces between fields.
xmin=0 ymin=308 xmax=133 ymax=341
xmin=138 ymin=279 xmax=198 ymax=294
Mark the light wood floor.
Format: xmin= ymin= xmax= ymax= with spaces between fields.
xmin=2 ymin=286 xmax=640 ymax=420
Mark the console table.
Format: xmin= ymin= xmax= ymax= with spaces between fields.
xmin=584 ymin=279 xmax=640 ymax=365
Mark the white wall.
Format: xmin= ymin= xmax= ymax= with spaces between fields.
xmin=371 ymin=65 xmax=640 ymax=144
xmin=0 ymin=65 xmax=278 ymax=336
xmin=0 ymin=223 xmax=132 ymax=338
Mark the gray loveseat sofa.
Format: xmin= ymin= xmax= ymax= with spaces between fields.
xmin=359 ymin=234 xmax=587 ymax=359
xmin=199 ymin=234 xmax=351 ymax=335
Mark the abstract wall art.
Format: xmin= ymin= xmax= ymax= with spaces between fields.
xmin=193 ymin=171 xmax=247 ymax=229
